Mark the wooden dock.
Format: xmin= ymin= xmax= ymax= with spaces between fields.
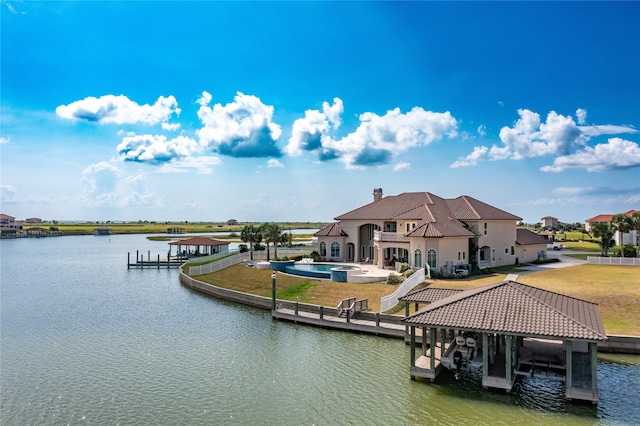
xmin=272 ymin=306 xmax=406 ymax=338
xmin=127 ymin=251 xmax=185 ymax=269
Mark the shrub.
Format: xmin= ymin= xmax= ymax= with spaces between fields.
xmin=387 ymin=273 xmax=403 ymax=284
xmin=398 ymin=263 xmax=411 ymax=273
xmin=238 ymin=244 xmax=249 ymax=253
xmin=402 ymin=268 xmax=415 ymax=278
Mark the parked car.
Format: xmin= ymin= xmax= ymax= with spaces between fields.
xmin=546 ymin=243 xmax=565 ymax=251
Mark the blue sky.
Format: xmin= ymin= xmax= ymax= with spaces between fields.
xmin=1 ymin=1 xmax=639 ymax=224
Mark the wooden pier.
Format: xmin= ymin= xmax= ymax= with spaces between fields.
xmin=127 ymin=251 xmax=185 ymax=269
xmin=272 ymin=305 xmax=406 ymax=338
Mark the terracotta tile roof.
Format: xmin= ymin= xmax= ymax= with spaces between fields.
xmin=400 ymin=287 xmax=463 ymax=304
xmin=585 ymin=214 xmax=614 ymax=223
xmin=168 ymin=237 xmax=229 ymax=246
xmin=335 ymin=192 xmax=436 ymax=221
xmin=335 ymin=192 xmax=491 ymax=239
xmin=314 ymin=222 xmax=348 ymax=237
xmin=402 ymin=281 xmax=607 ymax=341
xmin=335 ymin=192 xmax=521 ymax=224
xmin=446 ymin=195 xmax=522 ymax=221
xmin=516 ymin=229 xmax=549 ymax=246
xmin=586 ymin=210 xmax=639 ymax=223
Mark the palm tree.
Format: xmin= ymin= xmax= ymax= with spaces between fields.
xmin=631 ymin=212 xmax=640 ymax=257
xmin=262 ymin=223 xmax=282 ymax=260
xmin=592 ymin=223 xmax=615 ymax=257
xmin=240 ymin=225 xmax=263 ymax=260
xmin=611 ymin=213 xmax=633 ymax=257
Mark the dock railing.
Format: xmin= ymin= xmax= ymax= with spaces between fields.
xmin=379 ymin=268 xmax=425 ymax=313
xmin=337 ymin=297 xmax=356 ymax=317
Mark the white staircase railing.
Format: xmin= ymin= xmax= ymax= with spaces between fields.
xmin=379 ymin=268 xmax=425 ymax=313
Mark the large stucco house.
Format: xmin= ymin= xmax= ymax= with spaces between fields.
xmin=0 ymin=214 xmax=23 ymax=237
xmin=585 ymin=210 xmax=639 ymax=246
xmin=315 ymin=189 xmax=522 ymax=274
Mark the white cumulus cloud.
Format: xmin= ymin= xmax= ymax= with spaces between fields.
xmin=393 ymin=162 xmax=411 ymax=172
xmin=56 ymin=94 xmax=180 ymax=125
xmin=196 ymin=91 xmax=282 ymax=158
xmin=116 ymin=134 xmax=200 ymax=164
xmin=267 ymin=159 xmax=284 ymax=168
xmin=285 ymin=102 xmax=339 ymax=156
xmin=540 ymin=137 xmax=640 ymax=172
xmin=452 ymin=108 xmax=638 ymax=170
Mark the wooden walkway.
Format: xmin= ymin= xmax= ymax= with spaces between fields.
xmin=272 ymin=307 xmax=406 ymax=338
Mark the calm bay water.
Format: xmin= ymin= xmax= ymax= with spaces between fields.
xmin=1 ymin=234 xmax=638 ymax=425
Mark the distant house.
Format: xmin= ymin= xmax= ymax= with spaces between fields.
xmin=515 ymin=229 xmax=549 ymax=263
xmin=540 ymin=216 xmax=558 ymax=229
xmin=24 ymin=217 xmax=43 ymax=224
xmin=25 ymin=226 xmax=49 ymax=237
xmin=585 ymin=210 xmax=639 ymax=246
xmin=227 ymin=219 xmax=238 ymax=225
xmin=93 ymin=227 xmax=111 ymax=236
xmin=0 ymin=214 xmax=23 ymax=237
xmin=315 ymin=188 xmax=522 ymax=273
xmin=166 ymin=227 xmax=186 ymax=234
xmin=584 ymin=214 xmax=614 ymax=233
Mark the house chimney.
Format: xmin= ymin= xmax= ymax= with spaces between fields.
xmin=373 ymin=188 xmax=383 ymax=202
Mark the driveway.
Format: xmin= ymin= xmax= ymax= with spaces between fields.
xmin=515 ymin=250 xmax=592 ymax=273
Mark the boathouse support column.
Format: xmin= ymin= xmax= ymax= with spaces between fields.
xmin=422 ymin=327 xmax=427 ymax=356
xmin=482 ymin=333 xmax=489 ymax=383
xmin=429 ymin=327 xmax=436 ymax=371
xmin=441 ymin=328 xmax=446 ymax=357
xmin=590 ymin=342 xmax=598 ymax=392
xmin=566 ymin=340 xmax=573 ymax=389
xmin=410 ymin=326 xmax=416 ymax=379
xmin=405 ymin=303 xmax=410 ymax=337
xmin=505 ymin=335 xmax=512 ymax=388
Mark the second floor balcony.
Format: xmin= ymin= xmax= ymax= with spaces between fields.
xmin=373 ymin=230 xmax=409 ymax=243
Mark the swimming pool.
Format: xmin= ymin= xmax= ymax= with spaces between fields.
xmin=281 ymin=262 xmax=361 ymax=281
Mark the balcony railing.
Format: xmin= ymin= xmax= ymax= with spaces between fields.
xmin=373 ymin=230 xmax=409 ymax=243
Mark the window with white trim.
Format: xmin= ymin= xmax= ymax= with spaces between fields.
xmin=331 ymin=242 xmax=340 ymax=257
xmin=414 ymin=248 xmax=422 ymax=269
xmin=427 ymin=249 xmax=437 ymax=269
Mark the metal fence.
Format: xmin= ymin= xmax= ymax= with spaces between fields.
xmin=379 ymin=268 xmax=426 ymax=313
xmin=586 ymin=256 xmax=640 ymax=266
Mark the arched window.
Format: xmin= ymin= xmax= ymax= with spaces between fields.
xmin=427 ymin=249 xmax=437 ymax=269
xmin=414 ymin=248 xmax=423 ymax=269
xmin=331 ymin=242 xmax=340 ymax=258
xmin=319 ymin=241 xmax=326 ymax=257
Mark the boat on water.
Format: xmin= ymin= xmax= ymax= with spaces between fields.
xmin=440 ymin=333 xmax=483 ymax=374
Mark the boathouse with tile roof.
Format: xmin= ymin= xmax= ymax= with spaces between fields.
xmin=401 ymin=281 xmax=607 ymax=403
xmin=315 ymin=189 xmax=521 ymax=273
xmin=168 ymin=237 xmax=230 ymax=258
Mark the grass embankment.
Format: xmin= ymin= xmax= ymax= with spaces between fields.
xmin=190 ymin=263 xmax=640 ymax=336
